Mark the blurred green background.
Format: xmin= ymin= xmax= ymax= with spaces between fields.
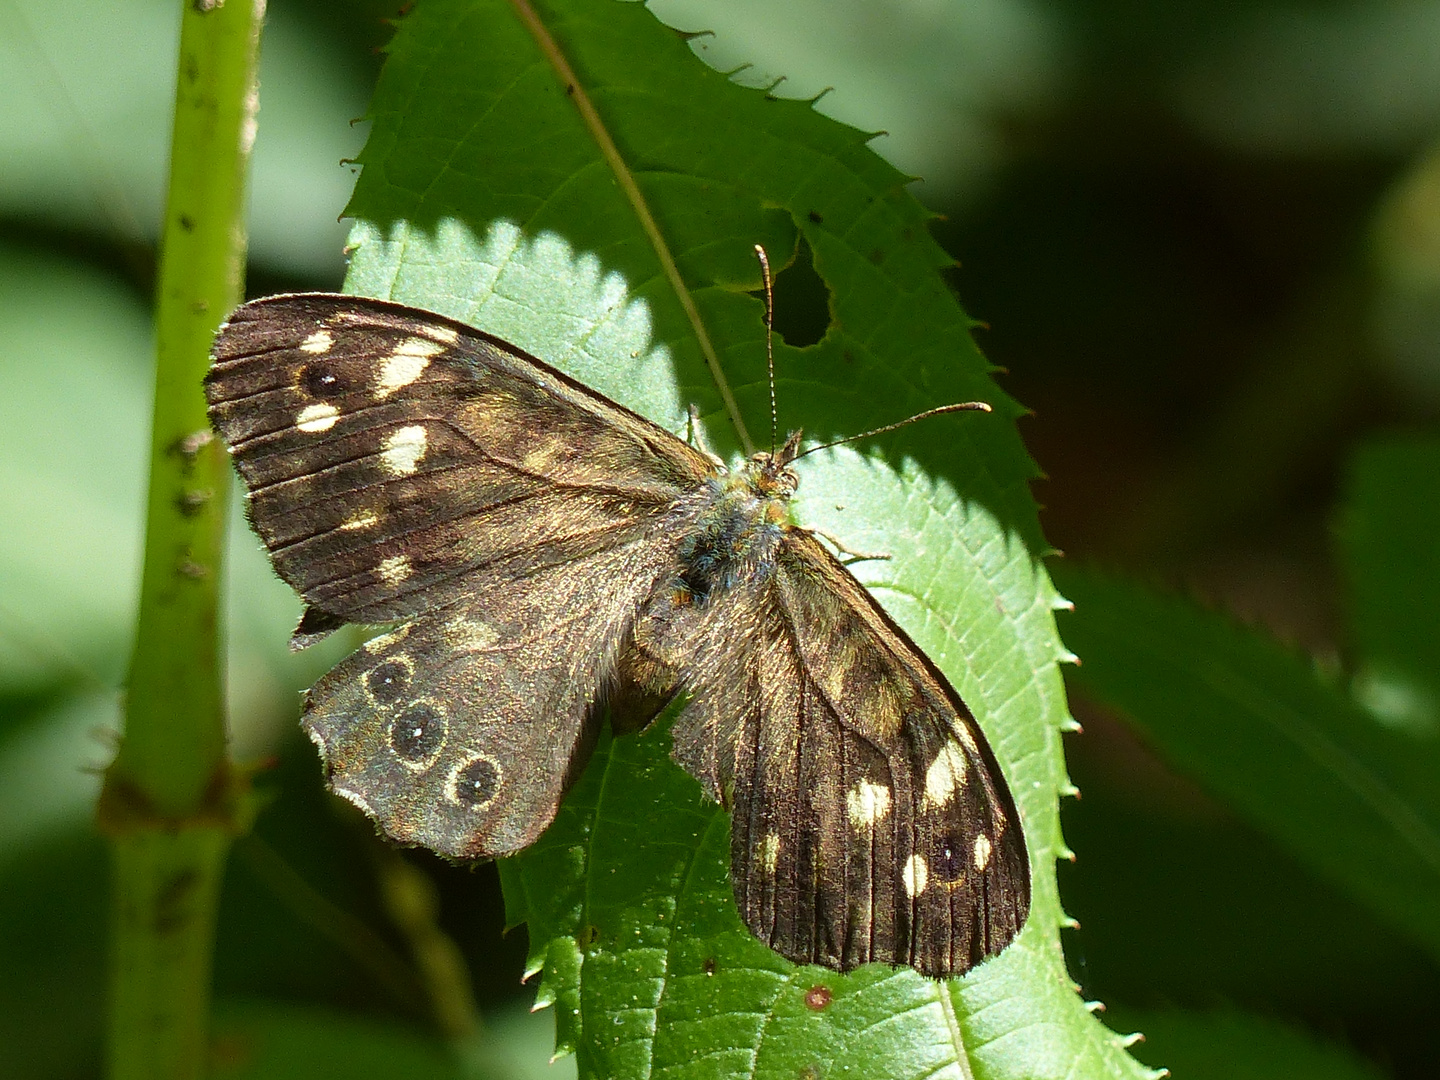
xmin=3 ymin=0 xmax=1439 ymax=1077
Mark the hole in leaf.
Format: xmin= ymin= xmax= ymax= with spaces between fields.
xmin=767 ymin=237 xmax=830 ymax=349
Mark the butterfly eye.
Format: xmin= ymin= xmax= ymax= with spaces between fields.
xmin=389 ymin=702 xmax=445 ymax=764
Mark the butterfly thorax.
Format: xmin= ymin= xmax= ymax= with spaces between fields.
xmin=674 ymin=437 xmax=801 ymax=606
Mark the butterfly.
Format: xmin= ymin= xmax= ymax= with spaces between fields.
xmin=205 ymin=281 xmax=1030 ymax=977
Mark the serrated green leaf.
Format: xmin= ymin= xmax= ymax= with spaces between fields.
xmin=1337 ymin=435 xmax=1440 ymax=736
xmin=340 ymin=1 xmax=1149 ymax=1076
xmin=1053 ymin=563 xmax=1440 ymax=966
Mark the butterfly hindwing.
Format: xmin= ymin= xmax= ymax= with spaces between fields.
xmin=205 ymin=294 xmax=712 ymax=631
xmin=304 ymin=535 xmax=683 ymax=858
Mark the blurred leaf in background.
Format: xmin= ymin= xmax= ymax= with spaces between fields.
xmin=3 ymin=0 xmax=1440 ymax=1078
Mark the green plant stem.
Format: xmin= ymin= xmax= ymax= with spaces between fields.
xmin=99 ymin=2 xmax=266 ymax=1078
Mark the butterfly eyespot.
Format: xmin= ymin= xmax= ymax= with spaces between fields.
xmin=297 ymin=360 xmax=352 ymax=398
xmin=365 ymin=659 xmax=411 ymax=705
xmin=389 ymin=702 xmax=446 ymax=765
xmin=930 ymin=836 xmax=968 ymax=885
xmin=449 ymin=754 xmax=502 ymax=810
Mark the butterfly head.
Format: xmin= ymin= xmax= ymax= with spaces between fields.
xmin=748 ymin=429 xmax=803 ymax=501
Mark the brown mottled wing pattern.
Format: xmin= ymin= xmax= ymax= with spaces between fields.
xmin=206 ymin=293 xmax=715 ymax=856
xmin=206 ymin=293 xmax=712 ymax=636
xmin=666 ymin=529 xmax=1029 ymax=977
xmin=301 ymin=534 xmax=680 ymax=858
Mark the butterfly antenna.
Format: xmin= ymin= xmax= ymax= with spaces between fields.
xmin=755 ymin=244 xmax=778 ymax=455
xmin=794 ymin=401 xmax=992 ymax=460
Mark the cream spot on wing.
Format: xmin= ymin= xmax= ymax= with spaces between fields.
xmin=521 ymin=440 xmax=562 ymax=472
xmin=973 ymin=833 xmax=993 ymax=872
xmin=761 ymin=833 xmax=781 ymax=873
xmin=375 ymin=337 xmax=443 ymax=396
xmin=446 ymin=615 xmax=498 ymax=652
xmin=364 ymin=624 xmax=411 ymax=652
xmin=902 ymin=854 xmax=929 ymax=898
xmin=295 ymin=402 xmax=339 ymax=433
xmin=300 ymin=328 xmax=333 ymax=354
xmin=339 ymin=510 xmax=379 ymax=531
xmin=378 ymin=555 xmax=412 ymax=584
xmin=416 ymin=323 xmax=459 ymax=345
xmin=922 ymin=741 xmax=969 ymax=810
xmin=381 ymin=424 xmax=427 ymax=475
xmin=845 ymin=780 xmax=892 ymax=831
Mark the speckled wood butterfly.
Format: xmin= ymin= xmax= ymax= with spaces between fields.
xmin=206 ymin=276 xmax=1029 ymax=977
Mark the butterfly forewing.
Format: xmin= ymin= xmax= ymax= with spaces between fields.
xmin=658 ymin=529 xmax=1029 ymax=975
xmin=206 ymin=294 xmax=712 ymax=630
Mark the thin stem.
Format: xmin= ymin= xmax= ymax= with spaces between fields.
xmin=99 ymin=2 xmax=265 ymax=1078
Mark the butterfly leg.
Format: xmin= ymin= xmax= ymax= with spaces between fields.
xmin=803 ymin=526 xmax=891 ymax=564
xmin=686 ymin=404 xmax=725 ymax=467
